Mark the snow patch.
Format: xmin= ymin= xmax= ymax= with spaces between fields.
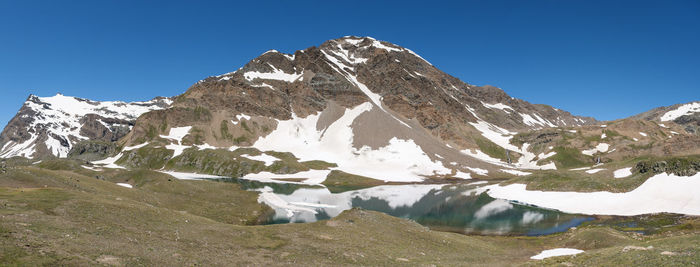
xmin=582 ymin=143 xmax=609 ymax=156
xmin=531 ymin=248 xmax=584 ymax=260
xmin=242 ymin=170 xmax=332 ymax=185
xmin=481 ymin=102 xmax=514 ymax=113
xmin=613 ymin=167 xmax=633 ymax=178
xmin=585 ymin=168 xmax=605 ymax=174
xmin=116 ymin=183 xmax=133 ymax=188
xmin=453 ymin=171 xmax=472 ymax=179
xmin=240 ymin=153 xmax=279 ymax=166
xmin=243 ymin=64 xmax=302 ymax=83
xmin=660 ymin=102 xmax=700 ymax=121
xmin=159 ymin=171 xmax=225 ymax=180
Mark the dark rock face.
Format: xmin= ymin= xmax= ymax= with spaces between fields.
xmin=79 ymin=114 xmax=133 ymax=142
xmin=67 ymin=140 xmax=119 ymax=161
xmin=674 ymin=114 xmax=700 ymax=135
xmin=635 ymin=158 xmax=700 ymax=176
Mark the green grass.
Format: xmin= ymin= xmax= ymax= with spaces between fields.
xmin=475 ymin=138 xmax=508 ymax=161
xmin=165 ymin=148 xmax=267 ymax=177
xmin=115 ymin=146 xmax=174 ymax=169
xmin=301 ymin=160 xmax=338 ymax=170
xmin=547 ymin=146 xmax=590 ymax=169
xmin=0 ymin=165 xmax=698 ymax=266
xmin=322 ymin=170 xmax=385 ymax=193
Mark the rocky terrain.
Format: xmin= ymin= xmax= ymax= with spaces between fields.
xmin=0 ymin=94 xmax=172 ymax=159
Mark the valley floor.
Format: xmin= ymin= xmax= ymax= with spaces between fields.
xmin=0 ymin=163 xmax=698 ymax=266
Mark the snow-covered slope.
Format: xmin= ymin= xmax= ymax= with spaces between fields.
xmin=0 ymin=94 xmax=172 ymax=158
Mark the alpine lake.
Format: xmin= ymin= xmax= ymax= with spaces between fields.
xmin=213 ymin=178 xmax=595 ymax=236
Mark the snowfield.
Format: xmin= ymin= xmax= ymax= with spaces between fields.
xmin=252 ymin=102 xmax=450 ymax=182
xmin=486 ymin=172 xmax=700 ymax=216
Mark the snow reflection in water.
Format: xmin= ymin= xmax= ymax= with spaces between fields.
xmin=227 ymin=179 xmax=593 ymax=236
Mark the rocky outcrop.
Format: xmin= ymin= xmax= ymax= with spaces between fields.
xmin=634 ymin=157 xmax=700 ymax=176
xmin=67 ymin=140 xmax=119 ymax=161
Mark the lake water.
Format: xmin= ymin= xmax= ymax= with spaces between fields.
xmin=224 ymin=179 xmax=593 ymax=236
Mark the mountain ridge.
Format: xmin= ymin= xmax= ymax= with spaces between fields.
xmin=2 ymin=36 xmax=696 ymax=183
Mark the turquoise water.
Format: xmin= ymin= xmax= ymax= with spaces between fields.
xmin=224 ymin=179 xmax=593 ymax=236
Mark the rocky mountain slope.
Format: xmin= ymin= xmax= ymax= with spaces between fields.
xmin=506 ymin=102 xmax=700 ymax=174
xmin=631 ymin=101 xmax=700 ymax=135
xmin=0 ymin=94 xmax=172 ymax=159
xmin=105 ymin=36 xmax=596 ymax=181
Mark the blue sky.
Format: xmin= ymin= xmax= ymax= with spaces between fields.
xmin=1 ymin=0 xmax=698 ymax=127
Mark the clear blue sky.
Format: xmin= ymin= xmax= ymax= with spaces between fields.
xmin=1 ymin=0 xmax=698 ymax=127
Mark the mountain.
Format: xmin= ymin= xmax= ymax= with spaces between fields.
xmin=0 ymin=94 xmax=172 ymax=159
xmin=10 ymin=36 xmax=696 ymax=182
xmin=630 ymin=101 xmax=700 ymax=135
xmin=110 ymin=36 xmax=596 ymax=181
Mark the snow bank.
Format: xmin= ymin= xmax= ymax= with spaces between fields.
xmin=582 ymin=143 xmax=609 ymax=156
xmin=660 ymin=102 xmax=700 ymax=121
xmin=486 ymin=172 xmax=700 ymax=216
xmin=481 ymin=102 xmax=514 ymax=113
xmin=116 ymin=183 xmax=133 ymax=188
xmin=91 ymin=153 xmax=125 ymax=169
xmin=231 ymin=114 xmax=252 ymax=125
xmin=614 ymin=167 xmax=633 ymax=178
xmin=160 ymin=127 xmax=191 ymax=143
xmin=241 ymin=169 xmax=332 ymax=185
xmin=243 ymin=64 xmax=302 ymax=83
xmin=521 ymin=113 xmax=556 ymax=127
xmin=585 ymin=168 xmax=605 ymax=174
xmin=159 ymin=171 xmax=225 ymax=180
xmin=531 ymin=248 xmax=584 ymax=260
xmin=160 ymin=126 xmax=192 ymax=157
xmin=453 ymin=171 xmax=472 ymax=179
xmin=240 ymin=153 xmax=279 ymax=166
